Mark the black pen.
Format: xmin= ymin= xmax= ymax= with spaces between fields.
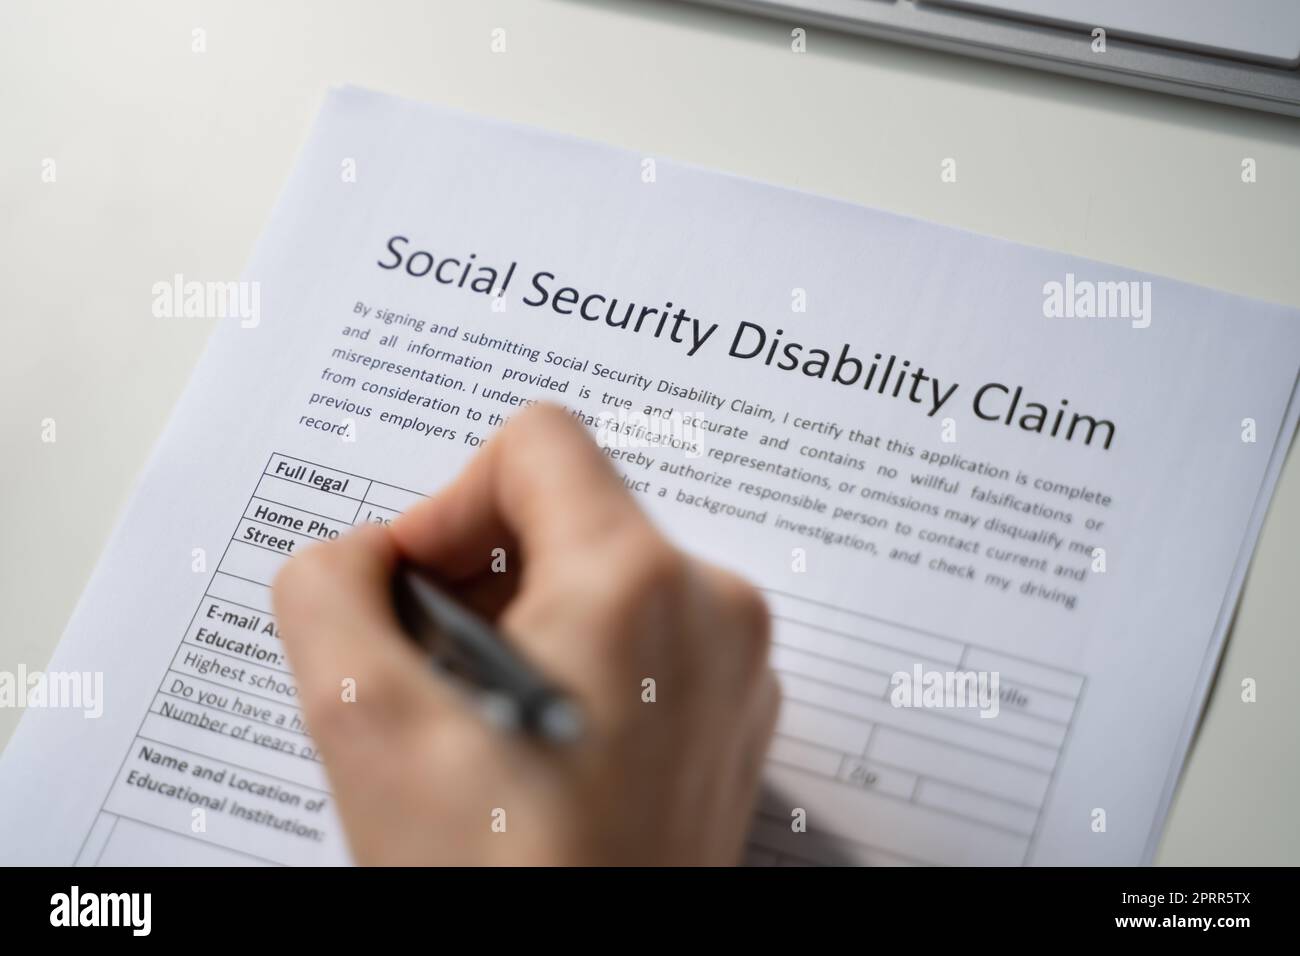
xmin=392 ymin=568 xmax=584 ymax=744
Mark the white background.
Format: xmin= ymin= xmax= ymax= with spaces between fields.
xmin=0 ymin=0 xmax=1297 ymax=864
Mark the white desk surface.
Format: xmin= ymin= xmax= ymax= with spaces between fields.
xmin=1 ymin=0 xmax=1297 ymax=865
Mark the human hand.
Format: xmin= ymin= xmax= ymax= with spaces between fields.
xmin=272 ymin=404 xmax=778 ymax=865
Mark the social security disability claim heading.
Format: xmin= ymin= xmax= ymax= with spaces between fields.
xmin=378 ymin=235 xmax=1114 ymax=443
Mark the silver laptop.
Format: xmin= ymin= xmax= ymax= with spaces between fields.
xmin=683 ymin=0 xmax=1300 ymax=116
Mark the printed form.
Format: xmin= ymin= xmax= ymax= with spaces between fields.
xmin=1 ymin=87 xmax=1297 ymax=866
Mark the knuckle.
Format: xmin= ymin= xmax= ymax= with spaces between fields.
xmin=615 ymin=535 xmax=686 ymax=603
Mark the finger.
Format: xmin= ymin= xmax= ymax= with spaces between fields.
xmin=272 ymin=525 xmax=463 ymax=765
xmin=391 ymin=403 xmax=649 ymax=578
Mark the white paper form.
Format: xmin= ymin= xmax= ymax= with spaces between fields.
xmin=1 ymin=87 xmax=1297 ymax=866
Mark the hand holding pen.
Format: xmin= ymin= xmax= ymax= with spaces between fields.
xmin=273 ymin=404 xmax=779 ymax=866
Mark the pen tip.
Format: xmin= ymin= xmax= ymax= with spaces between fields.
xmin=537 ymin=699 xmax=584 ymax=744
